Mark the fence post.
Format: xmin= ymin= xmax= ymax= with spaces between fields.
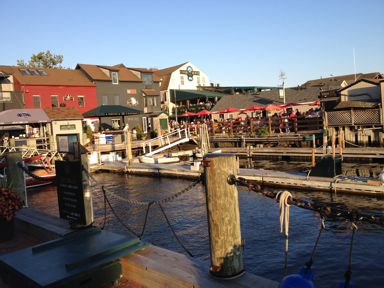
xmin=203 ymin=153 xmax=244 ymax=278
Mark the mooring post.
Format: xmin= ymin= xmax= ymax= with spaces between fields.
xmin=322 ymin=130 xmax=328 ymax=155
xmin=6 ymin=152 xmax=26 ymax=205
xmin=203 ymin=153 xmax=244 ymax=278
xmin=125 ymin=130 xmax=132 ymax=165
xmin=339 ymin=129 xmax=344 ymax=159
xmin=312 ymin=134 xmax=316 ymax=167
xmin=331 ymin=131 xmax=336 ymax=159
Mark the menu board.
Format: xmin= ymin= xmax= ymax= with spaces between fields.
xmin=55 ymin=160 xmax=86 ymax=224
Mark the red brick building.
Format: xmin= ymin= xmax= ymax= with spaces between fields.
xmin=0 ymin=66 xmax=97 ymax=114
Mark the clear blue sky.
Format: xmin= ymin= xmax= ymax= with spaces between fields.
xmin=2 ymin=0 xmax=383 ymax=87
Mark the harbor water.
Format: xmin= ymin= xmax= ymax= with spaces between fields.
xmin=28 ymin=171 xmax=384 ymax=288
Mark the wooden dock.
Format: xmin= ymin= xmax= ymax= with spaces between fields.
xmin=7 ymin=209 xmax=278 ymax=288
xmin=90 ymin=161 xmax=384 ymax=196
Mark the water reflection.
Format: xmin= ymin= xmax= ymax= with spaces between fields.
xmin=28 ymin=173 xmax=384 ymax=288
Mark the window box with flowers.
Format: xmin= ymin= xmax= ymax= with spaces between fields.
xmin=0 ymin=188 xmax=23 ymax=242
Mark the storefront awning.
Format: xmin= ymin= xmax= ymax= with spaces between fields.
xmin=0 ymin=109 xmax=50 ymax=125
xmin=83 ymin=105 xmax=142 ymax=117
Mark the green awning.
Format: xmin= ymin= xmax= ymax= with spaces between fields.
xmin=83 ymin=105 xmax=141 ymax=117
xmin=171 ymin=90 xmax=227 ymax=102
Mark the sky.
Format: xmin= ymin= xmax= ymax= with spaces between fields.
xmin=1 ymin=0 xmax=383 ymax=87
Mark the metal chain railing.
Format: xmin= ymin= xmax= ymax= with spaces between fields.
xmin=229 ymin=175 xmax=384 ymax=226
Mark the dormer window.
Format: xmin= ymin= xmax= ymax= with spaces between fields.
xmin=111 ymin=71 xmax=119 ymax=84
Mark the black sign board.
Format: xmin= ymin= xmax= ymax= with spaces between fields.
xmin=56 ymin=160 xmax=87 ymax=224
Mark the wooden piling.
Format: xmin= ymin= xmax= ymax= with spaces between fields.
xmin=323 ymin=131 xmax=328 ymax=155
xmin=125 ymin=131 xmax=132 ymax=165
xmin=312 ymin=134 xmax=316 ymax=167
xmin=331 ymin=131 xmax=336 ymax=159
xmin=203 ymin=153 xmax=244 ymax=278
xmin=338 ymin=129 xmax=344 ymax=158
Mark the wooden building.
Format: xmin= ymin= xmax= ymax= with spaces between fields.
xmin=322 ymin=78 xmax=384 ymax=146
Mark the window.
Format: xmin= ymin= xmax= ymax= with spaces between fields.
xmin=33 ymin=95 xmax=41 ymax=108
xmin=111 ymin=119 xmax=121 ymax=130
xmin=51 ymin=95 xmax=59 ymax=107
xmin=114 ymin=95 xmax=120 ymax=105
xmin=142 ymin=74 xmax=153 ymax=85
xmin=111 ymin=72 xmax=119 ymax=84
xmin=102 ymin=96 xmax=108 ymax=105
xmin=142 ymin=117 xmax=148 ymax=133
xmin=29 ymin=69 xmax=38 ymax=75
xmin=180 ymin=76 xmax=185 ymax=85
xmin=153 ymin=97 xmax=157 ymax=106
xmin=19 ymin=69 xmax=30 ymax=75
xmin=37 ymin=69 xmax=47 ymax=75
xmin=147 ymin=98 xmax=153 ymax=106
xmin=78 ymin=96 xmax=85 ymax=107
xmin=143 ymin=97 xmax=147 ymax=107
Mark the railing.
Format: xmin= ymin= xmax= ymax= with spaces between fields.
xmin=326 ymin=109 xmax=381 ymax=126
xmin=142 ymin=128 xmax=189 ymax=155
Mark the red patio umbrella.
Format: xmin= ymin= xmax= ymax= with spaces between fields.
xmin=282 ymin=102 xmax=300 ymax=108
xmin=219 ymin=107 xmax=240 ymax=113
xmin=311 ymin=99 xmax=321 ymax=106
xmin=244 ymin=105 xmax=264 ymax=111
xmin=196 ymin=109 xmax=212 ymax=116
xmin=264 ymin=104 xmax=284 ymax=111
xmin=179 ymin=111 xmax=197 ymax=117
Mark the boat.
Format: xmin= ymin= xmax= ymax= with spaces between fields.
xmin=139 ymin=155 xmax=180 ymax=164
xmin=24 ymin=167 xmax=56 ymax=189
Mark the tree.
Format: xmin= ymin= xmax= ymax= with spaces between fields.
xmin=17 ymin=50 xmax=64 ymax=68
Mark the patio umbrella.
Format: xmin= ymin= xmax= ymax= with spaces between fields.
xmin=282 ymin=102 xmax=300 ymax=108
xmin=179 ymin=111 xmax=197 ymax=117
xmin=310 ymin=99 xmax=321 ymax=106
xmin=264 ymin=104 xmax=284 ymax=111
xmin=244 ymin=105 xmax=264 ymax=112
xmin=219 ymin=107 xmax=240 ymax=113
xmin=196 ymin=109 xmax=212 ymax=116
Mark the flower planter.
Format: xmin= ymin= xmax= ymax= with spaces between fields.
xmin=0 ymin=218 xmax=14 ymax=242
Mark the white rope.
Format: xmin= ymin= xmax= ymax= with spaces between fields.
xmin=276 ymin=190 xmax=292 ymax=273
xmin=276 ymin=190 xmax=292 ymax=238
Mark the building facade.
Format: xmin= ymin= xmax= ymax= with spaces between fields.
xmin=0 ymin=66 xmax=97 ymax=114
xmin=153 ymin=61 xmax=210 ymax=115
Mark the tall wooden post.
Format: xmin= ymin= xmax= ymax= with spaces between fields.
xmin=125 ymin=131 xmax=132 ymax=165
xmin=322 ymin=130 xmax=328 ymax=156
xmin=331 ymin=131 xmax=336 ymax=159
xmin=339 ymin=129 xmax=344 ymax=159
xmin=312 ymin=134 xmax=316 ymax=167
xmin=203 ymin=153 xmax=244 ymax=278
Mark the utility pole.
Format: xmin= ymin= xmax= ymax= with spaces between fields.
xmin=279 ymin=70 xmax=287 ymax=104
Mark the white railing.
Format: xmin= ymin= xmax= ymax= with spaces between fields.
xmin=142 ymin=128 xmax=189 ymax=156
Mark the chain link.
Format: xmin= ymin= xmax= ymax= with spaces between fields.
xmin=234 ymin=176 xmax=384 ymax=226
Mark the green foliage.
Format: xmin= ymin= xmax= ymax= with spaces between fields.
xmin=135 ymin=125 xmax=145 ymax=140
xmin=86 ymin=124 xmax=93 ymax=140
xmin=257 ymin=125 xmax=269 ymax=136
xmin=17 ymin=50 xmax=64 ymax=68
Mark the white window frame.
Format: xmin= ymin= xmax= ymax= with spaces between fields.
xmin=142 ymin=117 xmax=148 ymax=133
xmin=111 ymin=119 xmax=121 ymax=129
xmin=111 ymin=72 xmax=119 ymax=85
xmin=78 ymin=95 xmax=85 ymax=107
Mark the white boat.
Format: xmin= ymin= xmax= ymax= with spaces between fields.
xmin=139 ymin=155 xmax=180 ymax=164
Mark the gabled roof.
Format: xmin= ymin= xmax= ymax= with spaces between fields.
xmin=44 ymin=106 xmax=84 ymax=120
xmin=212 ymin=87 xmax=321 ymax=111
xmin=0 ymin=65 xmax=95 ymax=86
xmin=303 ymin=72 xmax=383 ymax=88
xmin=153 ymin=62 xmax=187 ymax=76
xmin=142 ymin=89 xmax=160 ymax=96
xmin=76 ymin=64 xmax=142 ymax=82
xmin=338 ymin=78 xmax=381 ymax=92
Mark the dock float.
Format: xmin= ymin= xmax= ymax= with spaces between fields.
xmin=90 ymin=162 xmax=384 ymax=196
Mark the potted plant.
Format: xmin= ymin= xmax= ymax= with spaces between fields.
xmin=0 ymin=187 xmax=22 ymax=242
